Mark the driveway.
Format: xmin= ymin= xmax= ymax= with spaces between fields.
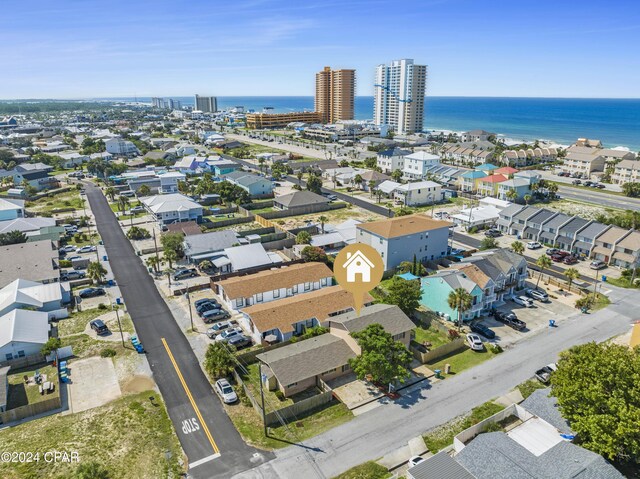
xmin=67 ymin=357 xmax=121 ymax=413
xmin=328 ymin=373 xmax=383 ymax=410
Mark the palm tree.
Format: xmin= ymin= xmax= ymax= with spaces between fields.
xmin=505 ymin=188 xmax=518 ymax=203
xmin=536 ymin=255 xmax=552 ymax=289
xmin=523 ymin=194 xmax=532 ymax=205
xmin=163 ymin=250 xmax=178 ymax=269
xmin=564 ymin=267 xmax=580 ymax=291
xmin=368 ymin=180 xmax=376 ymax=196
xmin=447 ymin=288 xmax=474 ymax=331
xmin=353 ymin=174 xmax=364 ymax=190
xmin=145 ymin=256 xmax=160 ymax=274
xmin=258 ymin=157 xmax=266 ymax=175
xmin=511 ymin=240 xmax=524 ymax=255
xmin=547 ymin=183 xmax=558 ymax=199
xmin=105 ymin=186 xmax=116 ymax=202
xmin=87 ymin=261 xmax=107 ymax=285
xmin=137 ymin=184 xmax=151 ymax=197
xmin=296 ymin=171 xmax=303 ymax=186
xmin=318 ymin=215 xmax=328 ymax=234
xmin=199 ymin=259 xmax=213 ymax=272
xmin=391 ymin=169 xmax=403 ymax=183
xmin=117 ymin=195 xmax=130 ymax=214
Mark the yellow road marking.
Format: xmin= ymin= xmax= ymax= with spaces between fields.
xmin=161 ymin=338 xmax=220 ymax=455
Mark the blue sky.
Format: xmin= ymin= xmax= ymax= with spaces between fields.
xmin=2 ymin=0 xmax=639 ymax=99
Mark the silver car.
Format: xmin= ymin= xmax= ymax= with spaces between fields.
xmin=214 ymin=378 xmax=238 ymax=404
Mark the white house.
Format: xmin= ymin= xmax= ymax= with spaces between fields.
xmin=0 ymin=279 xmax=70 ymax=319
xmin=0 ymin=309 xmax=51 ymax=362
xmin=402 ymin=151 xmax=441 ymax=179
xmin=105 ymin=138 xmax=139 ymax=156
xmin=173 ymin=156 xmax=207 ymax=173
xmin=394 ymin=180 xmax=442 ymax=206
xmin=57 ymin=151 xmax=89 ymax=168
xmin=376 ymin=148 xmax=411 ymax=174
xmin=0 ymin=198 xmax=25 ymax=221
xmin=140 ymin=193 xmax=203 ymax=224
xmin=158 ymin=171 xmax=185 ymax=194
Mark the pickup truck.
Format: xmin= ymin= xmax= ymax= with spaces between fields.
xmin=535 ymin=363 xmax=558 ymax=383
xmin=493 ymin=310 xmax=527 ymax=331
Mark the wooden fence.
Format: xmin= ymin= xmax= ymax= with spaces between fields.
xmin=0 ymin=395 xmax=61 ymax=424
xmin=411 ymin=338 xmax=467 ymax=364
xmin=0 ymin=354 xmax=46 ymax=369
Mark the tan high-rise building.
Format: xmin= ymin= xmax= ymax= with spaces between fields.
xmin=315 ymin=66 xmax=355 ymax=124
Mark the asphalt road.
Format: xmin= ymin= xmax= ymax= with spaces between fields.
xmin=84 ymin=182 xmax=273 ymax=479
xmin=234 ymin=284 xmax=637 ymax=479
xmin=557 ymin=185 xmax=640 ymax=212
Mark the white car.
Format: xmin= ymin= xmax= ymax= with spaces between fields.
xmin=77 ymin=245 xmax=97 ymax=253
xmin=215 ymin=327 xmax=243 ymax=342
xmin=526 ymin=241 xmax=542 ymax=249
xmin=466 ymin=333 xmax=484 ymax=351
xmin=408 ymin=456 xmax=425 ymax=467
xmin=513 ymin=296 xmax=534 ymax=307
xmin=214 ymin=378 xmax=238 ymax=404
xmin=59 ymin=245 xmax=76 ymax=253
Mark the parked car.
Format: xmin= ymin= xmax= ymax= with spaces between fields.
xmin=484 ymin=229 xmax=502 ymax=238
xmin=214 ymin=327 xmax=243 ymax=342
xmin=130 ymin=206 xmax=145 ymax=214
xmin=408 ymin=456 xmax=425 ymax=468
xmin=563 ymin=255 xmax=578 ymax=265
xmin=214 ymin=378 xmax=238 ymax=404
xmin=227 ymin=335 xmax=252 ymax=349
xmin=545 ymin=248 xmax=559 ymax=256
xmin=61 ymin=270 xmax=86 ymax=281
xmin=572 ymin=179 xmax=581 ymax=185
xmin=77 ymin=245 xmax=97 ymax=253
xmin=202 ymin=309 xmax=230 ymax=323
xmin=494 ymin=310 xmax=527 ymax=330
xmin=173 ymin=268 xmax=198 ymax=280
xmin=59 ymin=245 xmax=77 ymax=253
xmin=535 ymin=363 xmax=558 ymax=384
xmin=90 ymin=319 xmax=109 ymax=335
xmin=513 ymin=296 xmax=534 ymax=308
xmin=526 ymin=241 xmax=542 ymax=249
xmin=67 ymin=255 xmax=82 ymax=262
xmin=590 ymin=260 xmax=607 ymax=270
xmin=470 ymin=322 xmax=496 ymax=339
xmin=583 ymin=181 xmax=593 ymax=187
xmin=206 ymin=320 xmax=237 ymax=338
xmin=197 ymin=302 xmax=221 ymax=317
xmin=466 ymin=333 xmax=484 ymax=351
xmin=551 ymin=254 xmax=565 ymax=262
xmin=78 ymin=287 xmax=106 ymax=298
xmin=526 ymin=288 xmax=549 ymax=302
xmin=596 ymin=184 xmax=606 ymax=189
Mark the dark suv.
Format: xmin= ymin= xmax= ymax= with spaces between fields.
xmin=173 ymin=268 xmax=198 ymax=280
xmin=90 ymin=319 xmax=109 ymax=335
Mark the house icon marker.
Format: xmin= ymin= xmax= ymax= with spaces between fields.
xmin=343 ymin=250 xmax=375 ymax=283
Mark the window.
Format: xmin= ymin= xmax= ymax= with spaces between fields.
xmin=304 ymin=282 xmax=311 ymax=291
xmin=321 ymin=278 xmax=327 ymax=286
xmin=274 ymin=289 xmax=280 ymax=298
xmin=392 ymin=332 xmax=405 ymax=341
xmin=5 ymin=353 xmax=12 ymax=361
xmin=323 ymin=368 xmax=336 ymax=375
xmin=379 ymin=237 xmax=383 ymax=244
xmin=17 ymin=350 xmax=25 ymax=358
xmin=287 ymin=382 xmax=298 ymax=388
xmin=292 ymin=285 xmax=298 ymax=293
xmin=256 ymin=292 xmax=263 ymax=303
xmin=235 ymin=298 xmax=244 ymax=308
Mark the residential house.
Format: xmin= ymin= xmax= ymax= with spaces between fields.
xmin=12 ymin=169 xmax=57 ymax=192
xmin=592 ymin=226 xmax=629 ymax=264
xmin=611 ymin=159 xmax=640 ymax=185
xmin=402 ymin=151 xmax=441 ymax=179
xmin=462 ymin=249 xmax=527 ymax=298
xmin=610 ymin=230 xmax=640 ymax=269
xmin=175 ymin=144 xmax=197 ymax=157
xmin=143 ymin=151 xmax=175 ymax=164
xmin=56 ymin=151 xmax=89 ymax=168
xmin=420 ymin=270 xmax=485 ymax=321
xmin=0 ymin=198 xmax=24 ymax=221
xmin=257 ymin=304 xmax=413 ymax=397
xmin=575 ymin=138 xmax=602 ymax=148
xmin=90 ymin=151 xmax=114 ymax=162
xmin=357 ymin=214 xmax=453 ymax=271
xmin=441 ymin=145 xmax=495 ymax=166
xmin=357 ymin=170 xmax=391 ymax=191
xmin=183 ymin=230 xmax=238 ymax=262
xmin=407 ymin=451 xmax=475 ymax=479
xmin=140 ymin=193 xmax=203 ymax=224
xmin=394 ymin=181 xmax=442 ymax=206
xmin=0 ymin=279 xmax=70 ymax=319
xmin=215 ymin=262 xmax=333 ymax=310
xmin=0 ymin=309 xmax=51 ymax=362
xmin=476 ymin=174 xmax=508 ymax=197
xmin=105 ymin=138 xmax=139 ymax=156
xmin=207 ymin=156 xmax=240 ymax=176
xmin=241 ymin=285 xmax=373 ymax=344
xmin=376 ymin=148 xmax=411 ymax=174
xmin=571 ymin=221 xmax=609 ymax=257
xmin=223 ymin=171 xmax=273 ymax=197
xmin=0 ymin=217 xmax=62 ymax=242
xmin=451 ymin=205 xmax=501 ymax=230
xmin=497 ymin=177 xmax=533 ymax=201
xmin=505 ymin=206 xmax=540 ymax=238
xmin=562 ymin=148 xmax=605 ymax=176
xmin=461 ymin=130 xmax=495 ymax=142
xmin=158 ymin=171 xmax=185 ymax=194
xmin=460 ymin=170 xmax=487 ymax=192
xmin=554 ymin=217 xmax=590 ymax=252
xmin=519 ymin=208 xmax=557 ymax=241
xmin=273 ymin=190 xmax=329 ymax=210
xmin=0 ymin=240 xmax=59 ymax=288
xmin=173 ymin=155 xmax=208 ymax=173
xmin=502 ymin=147 xmax=558 ymax=167
xmin=214 ymin=243 xmax=282 ymax=274
xmin=0 ymin=366 xmax=9 ymax=412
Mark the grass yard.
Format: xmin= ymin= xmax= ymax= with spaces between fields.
xmin=423 ymin=401 xmax=505 ymax=454
xmin=56 ymin=307 xmax=134 ymax=337
xmin=60 ymin=332 xmax=136 ymax=359
xmin=0 ymin=391 xmax=184 ymax=479
xmin=517 ymin=379 xmax=548 ymax=399
xmin=427 ymin=346 xmax=497 ymax=378
xmin=65 ymin=231 xmax=101 ymax=247
xmin=240 ymin=363 xmax=294 ymax=407
xmin=26 ymin=190 xmax=85 ymax=214
xmin=332 ymin=461 xmax=391 ymax=479
xmin=414 ymin=325 xmax=449 ymax=349
xmin=604 ymin=276 xmax=638 ymax=289
xmin=225 ymin=398 xmax=352 ymax=450
xmin=6 ymin=365 xmax=59 ymax=410
xmin=590 ymin=292 xmax=612 ymax=311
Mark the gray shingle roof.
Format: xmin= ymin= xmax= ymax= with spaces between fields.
xmin=519 ymin=389 xmax=572 ymax=434
xmin=577 ymin=222 xmax=608 ymax=241
xmin=526 ymin=208 xmax=556 ymax=226
xmin=558 ymin=217 xmax=589 ymax=236
xmin=499 ymin=204 xmax=525 ymax=220
xmin=408 ymin=451 xmax=475 ymax=479
xmin=512 ymin=206 xmax=540 ymax=222
xmin=274 ymin=190 xmax=329 ymax=208
xmin=184 ymin=230 xmax=237 ymax=257
xmin=542 ymin=212 xmax=573 ymax=230
xmin=328 ymin=304 xmax=415 ymax=337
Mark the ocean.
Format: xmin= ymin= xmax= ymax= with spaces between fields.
xmin=103 ymin=96 xmax=640 ymax=150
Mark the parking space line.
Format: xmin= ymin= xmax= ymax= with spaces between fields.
xmin=161 ymin=338 xmax=220 ymax=456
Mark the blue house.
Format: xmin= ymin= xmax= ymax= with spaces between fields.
xmin=420 ymin=270 xmax=484 ymax=323
xmin=0 ymin=198 xmax=25 ymax=221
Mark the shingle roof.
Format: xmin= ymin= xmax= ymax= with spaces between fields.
xmin=217 ymin=262 xmax=332 ymax=300
xmin=184 ymin=230 xmax=237 ymax=257
xmin=0 ymin=240 xmax=58 ymax=288
xmin=357 ymin=214 xmax=452 ymax=239
xmin=453 ymin=263 xmax=492 ymax=289
xmin=257 ymin=334 xmax=356 ymax=387
xmin=274 ymin=190 xmax=329 ymax=208
xmin=408 ymin=451 xmax=475 ymax=479
xmin=595 ymin=226 xmax=628 ymax=244
xmin=328 ymin=304 xmax=415 ymax=337
xmin=520 ymin=389 xmax=572 ymax=434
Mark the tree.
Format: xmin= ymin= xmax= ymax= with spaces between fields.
xmin=160 ymin=231 xmax=184 ymax=258
xmin=398 ymin=260 xmax=426 ymax=276
xmin=104 ymin=186 xmax=117 ymax=202
xmin=622 ymin=182 xmax=640 ymax=198
xmin=198 ymin=259 xmax=213 ymax=272
xmin=535 ymin=255 xmax=552 ymax=289
xmin=145 ymin=256 xmax=160 ymax=274
xmin=386 ymin=277 xmax=421 ymax=315
xmin=564 ymin=267 xmax=580 ymax=290
xmin=505 ymin=188 xmax=518 ymax=202
xmin=391 ymin=169 xmax=403 ymax=183
xmin=523 ymin=194 xmax=532 ymax=205
xmin=479 ymin=237 xmax=498 ymax=250
xmin=163 ymin=249 xmax=178 ymax=269
xmin=511 ymin=240 xmax=524 ymax=255
xmin=258 ymin=157 xmax=266 ymax=175
xmin=204 ymin=342 xmax=236 ymax=379
xmin=75 ymin=461 xmax=110 ymax=479
xmin=301 ymin=245 xmax=328 ymax=263
xmin=117 ymin=195 xmax=130 ymax=213
xmin=0 ymin=230 xmax=28 ymax=246
xmin=353 ymin=174 xmax=364 ymax=190
xmin=546 ymin=182 xmax=558 ymax=199
xmin=296 ymin=171 xmax=303 ymax=185
xmin=126 ymin=226 xmax=151 ymax=240
xmin=41 ymin=337 xmax=62 ymax=356
xmin=306 ymin=173 xmax=323 ymax=194
xmin=447 ymin=287 xmax=473 ymax=330
xmin=296 ymin=230 xmax=312 ymax=245
xmin=368 ymin=180 xmax=377 ymax=196
xmin=137 ymin=184 xmax=151 ymax=197
xmin=318 ymin=215 xmax=328 ymax=234
xmin=349 ymin=323 xmax=413 ymax=387
xmin=550 ymin=342 xmax=640 ymax=463
xmin=87 ymin=261 xmax=107 ymax=284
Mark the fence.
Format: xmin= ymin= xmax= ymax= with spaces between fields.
xmin=200 ymin=216 xmax=254 ymax=230
xmin=264 ymin=391 xmax=334 ymax=427
xmin=0 ymin=353 xmax=46 ymax=369
xmin=209 ymin=258 xmax=306 ymax=287
xmin=411 ymin=338 xmax=467 ymax=364
xmin=0 ymin=395 xmax=61 ymax=424
xmin=235 ymin=339 xmax=294 ymax=364
xmin=530 ymin=271 xmax=585 ymax=295
xmin=260 ymin=202 xmax=346 ymax=220
xmin=262 ymin=238 xmax=296 ymax=251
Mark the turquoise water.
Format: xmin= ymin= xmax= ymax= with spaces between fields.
xmin=104 ymin=96 xmax=640 ymax=150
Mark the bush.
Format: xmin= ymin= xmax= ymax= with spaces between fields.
xmin=274 ymin=390 xmax=285 ymax=401
xmin=468 ymin=226 xmax=478 ymax=234
xmin=100 ymin=348 xmax=117 ymax=358
xmin=487 ymin=343 xmax=503 ymax=354
xmin=97 ymin=303 xmax=107 ymax=310
xmin=236 ymin=385 xmax=252 ymax=407
xmin=448 ymin=329 xmax=460 ymax=340
xmin=59 ymin=259 xmax=72 ymax=268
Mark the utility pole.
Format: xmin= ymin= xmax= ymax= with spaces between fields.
xmin=153 ymin=228 xmax=160 ymax=261
xmin=258 ymin=362 xmax=268 ymax=437
xmin=185 ymin=290 xmax=194 ymax=332
xmin=113 ymin=302 xmax=125 ymax=348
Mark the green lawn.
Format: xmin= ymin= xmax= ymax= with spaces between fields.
xmin=548 ymin=180 xmax=626 ymax=197
xmin=0 ymin=391 xmax=184 ymax=479
xmin=414 ymin=325 xmax=449 ymax=348
xmin=332 ymin=461 xmax=391 ymax=479
xmin=604 ymin=276 xmax=638 ymax=289
xmin=225 ymin=398 xmax=352 ymax=450
xmin=60 ymin=332 xmax=136 ymax=359
xmin=240 ymin=363 xmax=294 ymax=407
xmin=6 ymin=365 xmax=59 ymax=410
xmin=56 ymin=308 xmax=103 ymax=336
xmin=65 ymin=232 xmax=101 ymax=247
xmin=427 ymin=347 xmax=497 ymax=377
xmin=517 ymin=379 xmax=548 ymax=399
xmin=109 ymin=200 xmax=145 ymax=220
xmin=26 ymin=190 xmax=85 ymax=214
xmin=423 ymin=401 xmax=505 ymax=453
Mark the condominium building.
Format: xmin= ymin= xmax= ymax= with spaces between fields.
xmin=373 ymin=59 xmax=427 ymax=134
xmin=245 ymin=111 xmax=322 ymax=129
xmin=315 ymin=66 xmax=356 ymax=123
xmin=194 ymin=94 xmax=217 ymax=113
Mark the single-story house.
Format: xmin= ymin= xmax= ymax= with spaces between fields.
xmin=0 ymin=198 xmax=25 ymax=221
xmin=0 ymin=278 xmax=70 ymax=319
xmin=273 ymin=190 xmax=330 ymax=210
xmin=183 ymin=230 xmax=238 ymax=262
xmin=0 ymin=240 xmax=59 ymax=289
xmin=223 ymin=171 xmax=273 ymax=197
xmin=213 ymin=243 xmax=282 ymax=274
xmin=0 ymin=309 xmax=51 ymax=362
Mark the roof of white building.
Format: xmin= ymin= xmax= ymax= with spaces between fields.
xmin=0 ymin=197 xmax=24 ymax=211
xmin=376 ymin=180 xmax=401 ymax=194
xmin=396 ymin=180 xmax=440 ymax=191
xmin=405 ymin=151 xmax=440 ymax=161
xmin=222 ymin=243 xmax=280 ymax=271
xmin=0 ymin=217 xmax=56 ymax=234
xmin=0 ymin=309 xmax=50 ymax=348
xmin=0 ymin=278 xmax=64 ymax=313
xmin=141 ymin=193 xmax=202 ymax=213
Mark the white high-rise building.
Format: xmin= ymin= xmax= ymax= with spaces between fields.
xmin=373 ymin=59 xmax=427 ymax=135
xmin=194 ymin=95 xmax=217 ymax=113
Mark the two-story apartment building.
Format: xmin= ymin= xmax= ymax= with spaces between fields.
xmin=158 ymin=171 xmax=185 ymax=194
xmin=520 ymin=208 xmax=557 ymax=241
xmin=508 ymin=206 xmax=541 ymax=238
xmin=591 ymin=226 xmax=629 ymax=264
xmin=562 ymin=149 xmax=605 ymax=176
xmin=538 ymin=212 xmax=573 ymax=246
xmin=223 ymin=171 xmax=273 ymax=197
xmin=140 ymin=193 xmax=203 ymax=224
xmin=555 ymin=217 xmax=590 ymax=252
xmin=571 ymin=221 xmax=609 ymax=257
xmin=611 ymin=159 xmax=640 ymax=185
xmin=215 ymin=262 xmax=333 ymax=311
xmin=393 ymin=181 xmax=442 ymax=206
xmin=402 ymin=151 xmax=441 ymax=179
xmin=420 ymin=270 xmax=485 ymax=322
xmin=356 ymin=214 xmax=452 ymax=271
xmin=476 ymin=174 xmax=507 ymax=197
xmin=610 ymin=230 xmax=640 ymax=269
xmin=376 ymin=148 xmax=411 ymax=174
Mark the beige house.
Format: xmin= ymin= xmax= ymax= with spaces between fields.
xmin=611 ymin=159 xmax=640 ymax=185
xmin=611 ymin=231 xmax=640 ymax=269
xmin=562 ymin=150 xmax=605 ymax=176
xmin=591 ymin=226 xmax=629 ymax=264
